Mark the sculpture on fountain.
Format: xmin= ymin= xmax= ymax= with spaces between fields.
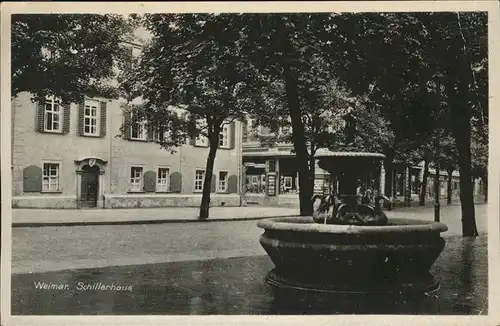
xmin=311 ymin=108 xmax=391 ymax=226
xmin=311 ymin=192 xmax=390 ymax=226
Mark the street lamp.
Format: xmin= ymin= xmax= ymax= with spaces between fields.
xmin=433 ymin=73 xmax=444 ymax=222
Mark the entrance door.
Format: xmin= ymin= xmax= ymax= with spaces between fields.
xmin=80 ymin=165 xmax=100 ymax=208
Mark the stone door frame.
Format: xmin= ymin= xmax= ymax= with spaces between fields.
xmin=75 ymin=157 xmax=107 ymax=209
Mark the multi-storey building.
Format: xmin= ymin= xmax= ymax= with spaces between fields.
xmin=11 ymin=40 xmax=244 ymax=209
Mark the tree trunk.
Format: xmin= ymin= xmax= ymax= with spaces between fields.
xmin=433 ymin=160 xmax=440 ymax=207
xmin=447 ymin=169 xmax=453 ymax=205
xmin=449 ymin=90 xmax=478 ymax=237
xmin=199 ymin=127 xmax=220 ymax=220
xmin=455 ymin=137 xmax=478 ymax=237
xmin=280 ymin=22 xmax=313 ymax=216
xmin=419 ymin=159 xmax=429 ymax=206
xmin=443 ymin=17 xmax=479 ymax=237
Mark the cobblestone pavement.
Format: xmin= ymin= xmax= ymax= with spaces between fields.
xmin=11 ymin=204 xmax=487 ymax=274
xmin=11 ymin=235 xmax=487 ymax=315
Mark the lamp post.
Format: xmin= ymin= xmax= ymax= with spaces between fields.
xmin=433 ymin=73 xmax=444 ymax=222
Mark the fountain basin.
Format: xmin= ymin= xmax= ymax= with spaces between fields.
xmin=258 ymin=216 xmax=448 ymax=295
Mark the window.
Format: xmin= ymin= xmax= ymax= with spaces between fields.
xmin=44 ymin=97 xmax=62 ymax=132
xmin=130 ymin=118 xmax=147 ymax=140
xmin=218 ymin=171 xmax=228 ymax=192
xmin=42 ymin=163 xmax=60 ymax=192
xmin=157 ymin=167 xmax=170 ymax=192
xmin=130 ymin=166 xmax=143 ymax=191
xmin=219 ymin=124 xmax=230 ymax=148
xmin=194 ymin=169 xmax=205 ymax=192
xmin=154 ymin=128 xmax=164 ymax=142
xmin=154 ymin=127 xmax=170 ymax=143
xmin=83 ymin=99 xmax=99 ymax=136
xmin=268 ymin=160 xmax=276 ymax=173
xmin=195 ymin=135 xmax=209 ymax=147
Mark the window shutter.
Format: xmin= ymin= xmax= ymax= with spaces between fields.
xmin=62 ymin=103 xmax=71 ymax=134
xmin=123 ymin=110 xmax=131 ymax=139
xmin=210 ymin=173 xmax=216 ymax=193
xmin=23 ymin=165 xmax=43 ymax=192
xmin=228 ymin=174 xmax=238 ymax=193
xmin=158 ymin=127 xmax=165 ymax=142
xmin=230 ymin=122 xmax=236 ymax=149
xmin=147 ymin=123 xmax=154 ymax=141
xmin=78 ymin=101 xmax=85 ymax=136
xmin=170 ymin=172 xmax=182 ymax=193
xmin=36 ymin=101 xmax=45 ymax=132
xmin=143 ymin=170 xmax=156 ymax=192
xmin=100 ymin=101 xmax=107 ymax=138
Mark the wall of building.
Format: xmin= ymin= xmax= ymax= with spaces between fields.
xmin=106 ymin=101 xmax=242 ymax=207
xmin=11 ymin=92 xmax=111 ymax=208
xmin=11 ymin=92 xmax=242 ymax=209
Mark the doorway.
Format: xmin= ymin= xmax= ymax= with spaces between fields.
xmin=80 ymin=165 xmax=100 ymax=208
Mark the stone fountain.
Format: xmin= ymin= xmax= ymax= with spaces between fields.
xmin=257 ymin=110 xmax=448 ymax=303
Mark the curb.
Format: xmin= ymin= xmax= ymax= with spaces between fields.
xmin=11 ymin=215 xmax=299 ymax=228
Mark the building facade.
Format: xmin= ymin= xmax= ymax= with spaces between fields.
xmin=11 ymin=91 xmax=243 ymax=209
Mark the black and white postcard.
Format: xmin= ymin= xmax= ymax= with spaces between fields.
xmin=1 ymin=2 xmax=499 ymax=326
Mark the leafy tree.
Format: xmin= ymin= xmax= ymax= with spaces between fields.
xmin=120 ymin=14 xmax=260 ymax=219
xmin=239 ymin=14 xmax=345 ymax=215
xmin=428 ymin=12 xmax=487 ymax=236
xmin=324 ymin=12 xmax=487 ymax=237
xmin=12 ymin=14 xmax=136 ymax=102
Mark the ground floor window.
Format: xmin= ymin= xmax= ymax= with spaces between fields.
xmin=246 ymin=174 xmax=266 ymax=194
xmin=280 ymin=174 xmax=298 ymax=194
xmin=42 ymin=163 xmax=60 ymax=192
xmin=218 ymin=171 xmax=228 ymax=192
xmin=194 ymin=169 xmax=205 ymax=192
xmin=157 ymin=167 xmax=169 ymax=192
xmin=130 ymin=166 xmax=143 ymax=192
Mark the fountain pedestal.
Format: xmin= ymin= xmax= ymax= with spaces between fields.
xmin=257 ymin=151 xmax=448 ymax=301
xmin=259 ymin=216 xmax=446 ymax=296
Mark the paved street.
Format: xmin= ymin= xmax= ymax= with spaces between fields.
xmin=12 ymin=204 xmax=487 ymax=274
xmin=10 ymin=204 xmax=488 ymax=315
xmin=11 ymin=235 xmax=488 ymax=315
